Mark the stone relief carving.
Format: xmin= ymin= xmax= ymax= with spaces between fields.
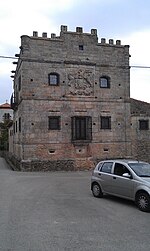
xmin=67 ymin=69 xmax=94 ymax=96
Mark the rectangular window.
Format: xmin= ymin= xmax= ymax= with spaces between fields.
xmin=100 ymin=76 xmax=110 ymax=88
xmin=100 ymin=78 xmax=108 ymax=88
xmin=18 ymin=76 xmax=21 ymax=91
xmin=15 ymin=121 xmax=17 ymax=133
xmin=139 ymin=120 xmax=149 ymax=130
xmin=48 ymin=116 xmax=60 ymax=130
xmin=101 ymin=116 xmax=111 ymax=129
xmin=79 ymin=45 xmax=84 ymax=50
xmin=19 ymin=117 xmax=21 ymax=132
xmin=13 ymin=123 xmax=15 ymax=134
xmin=71 ymin=116 xmax=92 ymax=141
xmin=48 ymin=73 xmax=59 ymax=85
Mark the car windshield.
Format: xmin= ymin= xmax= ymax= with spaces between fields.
xmin=129 ymin=163 xmax=150 ymax=177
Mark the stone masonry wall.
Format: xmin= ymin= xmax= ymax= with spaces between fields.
xmin=9 ymin=26 xmax=134 ymax=171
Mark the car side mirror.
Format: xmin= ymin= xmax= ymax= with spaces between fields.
xmin=123 ymin=173 xmax=132 ymax=179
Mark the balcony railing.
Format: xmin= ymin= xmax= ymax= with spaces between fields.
xmin=10 ymin=93 xmax=18 ymax=110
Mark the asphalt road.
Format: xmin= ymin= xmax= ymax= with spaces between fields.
xmin=0 ymin=157 xmax=150 ymax=251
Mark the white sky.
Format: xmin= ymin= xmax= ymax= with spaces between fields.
xmin=0 ymin=0 xmax=150 ymax=104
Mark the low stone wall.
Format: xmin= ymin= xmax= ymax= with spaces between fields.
xmin=2 ymin=151 xmax=21 ymax=171
xmin=131 ymin=141 xmax=150 ymax=163
xmin=20 ymin=159 xmax=76 ymax=172
xmin=3 ymin=151 xmax=97 ymax=171
xmin=5 ymin=150 xmax=149 ymax=172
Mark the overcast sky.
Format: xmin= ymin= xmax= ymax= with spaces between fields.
xmin=0 ymin=0 xmax=150 ymax=104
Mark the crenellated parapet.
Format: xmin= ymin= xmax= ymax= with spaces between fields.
xmin=31 ymin=25 xmax=98 ymax=40
xmin=12 ymin=25 xmax=129 ymax=83
xmin=101 ymin=38 xmax=121 ymax=46
xmin=28 ymin=25 xmax=125 ymax=47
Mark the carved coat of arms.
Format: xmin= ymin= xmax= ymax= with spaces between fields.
xmin=67 ymin=69 xmax=94 ymax=96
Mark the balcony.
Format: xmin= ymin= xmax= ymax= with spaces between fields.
xmin=10 ymin=93 xmax=18 ymax=110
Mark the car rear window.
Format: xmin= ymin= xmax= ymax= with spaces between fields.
xmin=100 ymin=162 xmax=113 ymax=173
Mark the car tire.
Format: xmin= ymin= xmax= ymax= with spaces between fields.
xmin=135 ymin=192 xmax=150 ymax=212
xmin=92 ymin=183 xmax=103 ymax=198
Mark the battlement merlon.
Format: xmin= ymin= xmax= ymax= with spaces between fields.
xmin=60 ymin=25 xmax=98 ymax=36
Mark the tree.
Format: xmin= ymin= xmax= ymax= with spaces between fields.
xmin=0 ymin=119 xmax=13 ymax=151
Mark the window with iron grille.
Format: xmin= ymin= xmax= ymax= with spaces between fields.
xmin=48 ymin=73 xmax=59 ymax=86
xmin=48 ymin=116 xmax=60 ymax=130
xmin=139 ymin=120 xmax=149 ymax=130
xmin=101 ymin=116 xmax=111 ymax=129
xmin=71 ymin=116 xmax=92 ymax=141
xmin=99 ymin=76 xmax=110 ymax=88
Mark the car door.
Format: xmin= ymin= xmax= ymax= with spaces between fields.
xmin=110 ymin=162 xmax=135 ymax=199
xmin=99 ymin=162 xmax=114 ymax=193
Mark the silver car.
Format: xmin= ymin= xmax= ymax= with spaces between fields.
xmin=91 ymin=159 xmax=150 ymax=212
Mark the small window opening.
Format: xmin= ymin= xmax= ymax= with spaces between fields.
xmin=48 ymin=73 xmax=59 ymax=85
xmin=79 ymin=45 xmax=84 ymax=50
xmin=48 ymin=116 xmax=61 ymax=130
xmin=100 ymin=76 xmax=110 ymax=88
xmin=139 ymin=120 xmax=149 ymax=130
xmin=101 ymin=116 xmax=111 ymax=129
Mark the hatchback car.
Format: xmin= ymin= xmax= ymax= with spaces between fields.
xmin=91 ymin=159 xmax=150 ymax=212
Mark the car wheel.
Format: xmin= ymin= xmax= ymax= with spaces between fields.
xmin=135 ymin=192 xmax=150 ymax=212
xmin=92 ymin=183 xmax=103 ymax=198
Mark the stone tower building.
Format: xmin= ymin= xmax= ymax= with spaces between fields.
xmin=9 ymin=25 xmax=143 ymax=171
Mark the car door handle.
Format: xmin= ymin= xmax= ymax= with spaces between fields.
xmin=98 ymin=173 xmax=101 ymax=176
xmin=113 ymin=177 xmax=116 ymax=179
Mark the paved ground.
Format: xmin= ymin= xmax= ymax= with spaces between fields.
xmin=0 ymin=157 xmax=150 ymax=251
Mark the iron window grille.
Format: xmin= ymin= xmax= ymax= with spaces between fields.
xmin=71 ymin=116 xmax=92 ymax=141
